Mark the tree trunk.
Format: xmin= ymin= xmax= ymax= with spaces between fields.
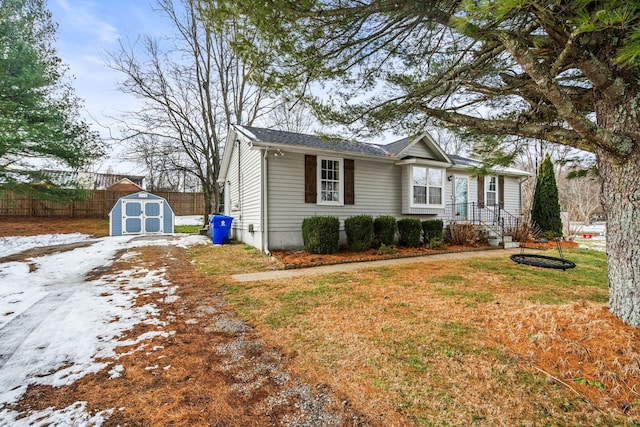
xmin=202 ymin=184 xmax=218 ymax=226
xmin=597 ymin=147 xmax=640 ymax=326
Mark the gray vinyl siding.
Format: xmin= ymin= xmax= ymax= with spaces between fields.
xmin=226 ymin=140 xmax=264 ymax=250
xmin=404 ymin=143 xmax=436 ymax=159
xmin=267 ymin=152 xmax=401 ymax=249
xmin=502 ymin=176 xmax=523 ymax=214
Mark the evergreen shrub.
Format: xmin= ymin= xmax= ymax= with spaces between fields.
xmin=302 ymin=216 xmax=340 ymax=254
xmin=344 ymin=214 xmax=373 ymax=252
xmin=422 ymin=219 xmax=444 ymax=244
xmin=397 ymin=218 xmax=422 ymax=247
xmin=373 ymin=215 xmax=397 ymax=247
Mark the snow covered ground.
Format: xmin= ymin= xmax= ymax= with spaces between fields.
xmin=569 ymin=222 xmax=607 ymax=252
xmin=174 ymin=215 xmax=204 ymax=226
xmin=0 ymin=222 xmax=210 ymax=425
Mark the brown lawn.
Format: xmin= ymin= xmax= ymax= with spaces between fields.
xmin=2 ymin=217 xmax=638 ymax=426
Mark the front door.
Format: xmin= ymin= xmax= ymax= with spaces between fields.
xmin=454 ymin=176 xmax=468 ymax=220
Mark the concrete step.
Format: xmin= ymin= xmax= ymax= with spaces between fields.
xmin=503 ymin=236 xmax=513 ymax=243
xmin=503 ymin=241 xmax=520 ymax=249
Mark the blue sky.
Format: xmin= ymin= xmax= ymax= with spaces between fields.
xmin=48 ymin=0 xmax=170 ymax=173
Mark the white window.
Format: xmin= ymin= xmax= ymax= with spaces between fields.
xmin=318 ymin=156 xmax=344 ymax=205
xmin=411 ymin=166 xmax=444 ymax=207
xmin=486 ymin=176 xmax=497 ymax=206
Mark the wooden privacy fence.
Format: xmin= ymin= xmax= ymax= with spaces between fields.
xmin=0 ymin=190 xmax=206 ymax=218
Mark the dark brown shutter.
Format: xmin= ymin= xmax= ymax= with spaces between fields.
xmin=344 ymin=159 xmax=354 ymax=205
xmin=305 ymin=155 xmax=317 ymax=203
xmin=498 ymin=175 xmax=505 ymax=209
xmin=477 ymin=176 xmax=485 ymax=208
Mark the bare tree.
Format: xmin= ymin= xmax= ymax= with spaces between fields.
xmin=558 ymin=171 xmax=602 ymax=225
xmin=266 ymin=101 xmax=317 ymax=134
xmin=429 ymin=128 xmax=470 ymax=156
xmin=123 ymin=134 xmax=201 ymax=192
xmin=107 ymin=0 xmax=275 ymax=222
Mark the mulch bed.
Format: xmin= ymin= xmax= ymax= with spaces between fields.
xmin=271 ymin=240 xmax=580 ymax=269
xmin=272 ymin=244 xmax=498 ymax=269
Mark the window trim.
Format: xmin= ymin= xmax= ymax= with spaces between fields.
xmin=485 ymin=175 xmax=498 ymax=207
xmin=317 ymin=156 xmax=344 ymax=206
xmin=409 ymin=165 xmax=445 ymax=208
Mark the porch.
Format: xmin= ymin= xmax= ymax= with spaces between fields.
xmin=441 ymin=202 xmax=522 ymax=248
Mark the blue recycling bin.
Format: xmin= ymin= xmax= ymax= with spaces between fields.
xmin=210 ymin=215 xmax=233 ymax=244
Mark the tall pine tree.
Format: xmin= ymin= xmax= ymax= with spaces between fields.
xmin=0 ymin=0 xmax=103 ymax=199
xmin=531 ymin=156 xmax=563 ymax=237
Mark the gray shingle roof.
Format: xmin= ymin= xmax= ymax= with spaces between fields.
xmin=448 ymin=154 xmax=531 ymax=176
xmin=234 ymin=125 xmax=530 ymax=176
xmin=237 ymin=126 xmax=390 ymax=157
xmin=374 ymin=136 xmax=412 ymax=156
xmin=448 ymin=154 xmax=480 ymax=167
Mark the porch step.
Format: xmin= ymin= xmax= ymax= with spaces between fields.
xmin=503 ymin=236 xmax=513 ymax=243
xmin=503 ymin=241 xmax=520 ymax=249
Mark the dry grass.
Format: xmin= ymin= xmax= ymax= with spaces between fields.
xmin=4 ymin=218 xmax=639 ymax=425
xmin=203 ymin=249 xmax=640 ymax=426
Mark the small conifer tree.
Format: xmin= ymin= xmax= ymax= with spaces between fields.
xmin=531 ymin=155 xmax=563 ymax=236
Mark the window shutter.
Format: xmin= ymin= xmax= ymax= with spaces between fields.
xmin=498 ymin=175 xmax=505 ymax=209
xmin=305 ymin=155 xmax=317 ymax=203
xmin=477 ymin=176 xmax=485 ymax=208
xmin=344 ymin=159 xmax=354 ymax=205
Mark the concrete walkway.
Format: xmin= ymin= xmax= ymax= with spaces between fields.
xmin=232 ymin=247 xmax=524 ymax=282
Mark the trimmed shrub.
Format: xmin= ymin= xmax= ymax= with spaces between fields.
xmin=374 ymin=215 xmax=397 ymax=247
xmin=302 ymin=216 xmax=340 ymax=254
xmin=422 ymin=219 xmax=444 ymax=244
xmin=344 ymin=214 xmax=374 ymax=252
xmin=397 ymin=218 xmax=422 ymax=247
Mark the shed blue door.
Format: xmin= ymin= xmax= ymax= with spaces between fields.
xmin=122 ymin=200 xmax=164 ymax=234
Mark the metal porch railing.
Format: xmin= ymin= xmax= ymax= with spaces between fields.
xmin=442 ymin=202 xmax=522 ymax=242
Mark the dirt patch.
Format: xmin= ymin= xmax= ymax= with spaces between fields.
xmin=0 ymin=217 xmax=109 ymax=238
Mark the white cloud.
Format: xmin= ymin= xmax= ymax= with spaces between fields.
xmin=53 ymin=0 xmax=120 ymax=43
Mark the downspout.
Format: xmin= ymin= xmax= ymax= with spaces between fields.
xmin=261 ymin=148 xmax=270 ymax=255
xmin=519 ymin=176 xmax=530 ymax=215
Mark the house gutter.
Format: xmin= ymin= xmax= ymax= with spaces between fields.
xmin=261 ymin=147 xmax=270 ymax=255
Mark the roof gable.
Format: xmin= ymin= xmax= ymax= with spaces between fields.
xmin=378 ymin=134 xmax=452 ymax=163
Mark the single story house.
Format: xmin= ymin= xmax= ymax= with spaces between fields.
xmin=218 ymin=125 xmax=531 ymax=253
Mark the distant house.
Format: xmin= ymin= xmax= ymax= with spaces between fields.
xmin=106 ymin=178 xmax=144 ymax=192
xmin=218 ymin=125 xmax=531 ymax=253
xmin=37 ymin=170 xmax=145 ymax=190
